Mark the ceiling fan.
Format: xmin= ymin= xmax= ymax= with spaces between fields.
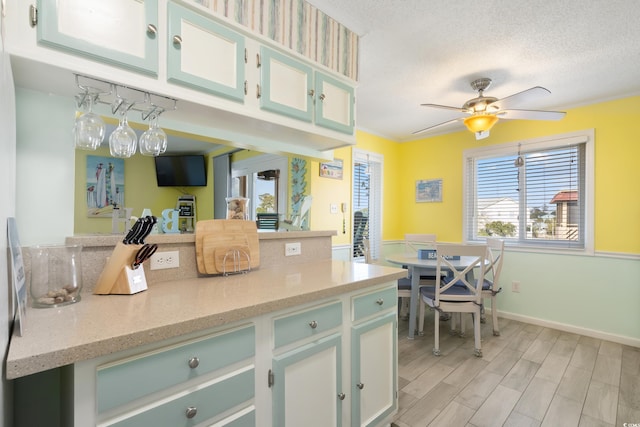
xmin=414 ymin=77 xmax=566 ymax=140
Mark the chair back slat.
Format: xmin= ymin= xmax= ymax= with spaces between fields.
xmin=484 ymin=238 xmax=505 ymax=291
xmin=404 ymin=234 xmax=436 ymax=254
xmin=435 ymin=243 xmax=487 ymax=304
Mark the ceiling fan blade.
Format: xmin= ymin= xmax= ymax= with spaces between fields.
xmin=493 ymin=86 xmax=551 ymax=110
xmin=498 ymin=109 xmax=566 ymax=121
xmin=412 ymin=117 xmax=464 ymax=135
xmin=420 ymin=103 xmax=468 ymax=113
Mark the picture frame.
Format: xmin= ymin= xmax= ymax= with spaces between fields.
xmin=319 ymin=158 xmax=343 ymax=180
xmin=416 ymin=179 xmax=443 ymax=203
xmin=86 ymin=156 xmax=125 ymax=217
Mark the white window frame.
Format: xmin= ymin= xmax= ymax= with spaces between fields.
xmin=463 ymin=129 xmax=594 ymax=254
xmin=352 ymin=149 xmax=383 ymax=261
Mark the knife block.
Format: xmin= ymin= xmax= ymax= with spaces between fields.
xmin=94 ymin=243 xmax=148 ymax=295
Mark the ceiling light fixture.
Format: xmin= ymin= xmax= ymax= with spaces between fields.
xmin=463 ymin=114 xmax=499 ymax=133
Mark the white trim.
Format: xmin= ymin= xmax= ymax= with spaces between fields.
xmin=463 ymin=129 xmax=595 ymax=255
xmin=493 ymin=309 xmax=640 ymax=348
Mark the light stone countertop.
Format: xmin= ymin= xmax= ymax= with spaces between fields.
xmin=6 ymin=260 xmax=406 ymax=380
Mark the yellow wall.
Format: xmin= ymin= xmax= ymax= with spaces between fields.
xmin=381 ymin=95 xmax=640 ymax=254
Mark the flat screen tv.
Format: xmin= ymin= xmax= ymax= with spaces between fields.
xmin=155 ymin=155 xmax=207 ymax=187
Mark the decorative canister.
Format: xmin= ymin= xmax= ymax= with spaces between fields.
xmin=226 ymin=197 xmax=250 ymax=220
xmin=29 ymin=245 xmax=83 ymax=308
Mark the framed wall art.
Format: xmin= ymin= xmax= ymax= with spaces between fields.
xmin=416 ymin=179 xmax=442 ymax=203
xmin=319 ymin=158 xmax=343 ymax=180
xmin=86 ymin=155 xmax=125 ymax=217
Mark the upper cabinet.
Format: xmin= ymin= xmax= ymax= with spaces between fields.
xmin=314 ymin=73 xmax=356 ymax=134
xmin=36 ymin=0 xmax=159 ymax=76
xmin=166 ymin=2 xmax=245 ymax=103
xmin=10 ymin=0 xmax=356 ymax=158
xmin=260 ymin=46 xmax=355 ymax=135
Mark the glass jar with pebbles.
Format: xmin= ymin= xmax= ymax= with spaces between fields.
xmin=29 ymin=245 xmax=83 ymax=308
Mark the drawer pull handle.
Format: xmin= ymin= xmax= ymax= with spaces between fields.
xmin=337 ymin=392 xmax=346 ymax=400
xmin=357 ymin=382 xmax=365 ymax=390
xmin=376 ymin=298 xmax=384 ymax=305
xmin=188 ymin=357 xmax=200 ymax=369
xmin=185 ymin=406 xmax=197 ymax=419
xmin=309 ymin=320 xmax=318 ymax=329
xmin=146 ymin=24 xmax=157 ymax=36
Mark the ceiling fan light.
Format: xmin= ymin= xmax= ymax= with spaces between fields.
xmin=463 ymin=114 xmax=498 ymax=133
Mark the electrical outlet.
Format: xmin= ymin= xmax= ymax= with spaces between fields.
xmin=150 ymin=251 xmax=180 ymax=270
xmin=285 ymin=242 xmax=301 ymax=256
xmin=330 ymin=204 xmax=338 ymax=214
xmin=511 ymin=281 xmax=521 ymax=293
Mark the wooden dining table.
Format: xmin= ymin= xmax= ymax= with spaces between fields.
xmin=386 ymin=253 xmax=482 ymax=339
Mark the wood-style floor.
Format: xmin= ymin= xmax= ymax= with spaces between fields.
xmin=391 ymin=310 xmax=640 ymax=427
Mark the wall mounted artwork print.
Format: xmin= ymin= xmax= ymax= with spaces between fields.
xmin=416 ymin=179 xmax=443 ymax=203
xmin=319 ymin=159 xmax=343 ymax=179
xmin=86 ymin=155 xmax=125 ymax=217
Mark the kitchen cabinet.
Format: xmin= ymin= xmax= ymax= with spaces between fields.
xmin=259 ymin=46 xmax=355 ymax=135
xmin=314 ymin=72 xmax=356 ymax=134
xmin=167 ymin=1 xmax=246 ymax=102
xmin=66 ymin=283 xmax=397 ymax=427
xmin=36 ymin=0 xmax=159 ymax=76
xmin=74 ymin=324 xmax=256 ymax=426
xmin=271 ymin=302 xmax=344 ymax=427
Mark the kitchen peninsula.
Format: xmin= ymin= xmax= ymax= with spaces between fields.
xmin=7 ymin=231 xmax=406 ymax=427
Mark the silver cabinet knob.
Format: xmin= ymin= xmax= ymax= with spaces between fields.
xmin=188 ymin=357 xmax=200 ymax=369
xmin=256 ymin=53 xmax=261 ymax=68
xmin=185 ymin=406 xmax=197 ymax=419
xmin=319 ymin=93 xmax=326 ymax=101
xmin=357 ymin=382 xmax=364 ymax=390
xmin=337 ymin=392 xmax=345 ymax=400
xmin=308 ymin=89 xmax=315 ymax=97
xmin=146 ymin=24 xmax=157 ymax=36
xmin=376 ymin=298 xmax=384 ymax=305
xmin=256 ymin=84 xmax=261 ymax=99
xmin=309 ymin=320 xmax=318 ymax=329
xmin=173 ymin=35 xmax=183 ymax=46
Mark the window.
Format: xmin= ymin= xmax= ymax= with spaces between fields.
xmin=352 ymin=149 xmax=383 ymax=260
xmin=463 ymin=131 xmax=593 ymax=252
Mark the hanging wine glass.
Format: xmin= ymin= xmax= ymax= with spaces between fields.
xmin=109 ymin=103 xmax=137 ymax=158
xmin=73 ymin=93 xmax=105 ymax=150
xmin=139 ymin=111 xmax=167 ymax=156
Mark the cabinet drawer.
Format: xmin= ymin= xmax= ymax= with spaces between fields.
xmin=104 ymin=367 xmax=255 ymax=427
xmin=97 ymin=325 xmax=255 ymax=413
xmin=352 ymin=286 xmax=397 ymax=322
xmin=273 ymin=302 xmax=342 ymax=349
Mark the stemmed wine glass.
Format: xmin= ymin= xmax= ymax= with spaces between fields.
xmin=139 ymin=112 xmax=167 ymax=156
xmin=73 ymin=93 xmax=105 ymax=150
xmin=109 ymin=102 xmax=137 ymax=158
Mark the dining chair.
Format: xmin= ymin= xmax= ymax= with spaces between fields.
xmin=397 ymin=234 xmax=437 ymax=318
xmin=481 ymin=237 xmax=505 ymax=336
xmin=417 ymin=243 xmax=487 ymax=357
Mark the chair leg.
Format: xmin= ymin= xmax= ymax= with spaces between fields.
xmin=433 ymin=311 xmax=441 ymax=356
xmin=473 ymin=309 xmax=482 ymax=357
xmin=418 ymin=298 xmax=425 ymax=336
xmin=491 ymin=296 xmax=500 ymax=336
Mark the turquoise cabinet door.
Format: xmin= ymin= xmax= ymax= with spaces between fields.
xmin=37 ymin=0 xmax=158 ymax=76
xmin=167 ymin=2 xmax=245 ymax=102
xmin=260 ymin=47 xmax=314 ymax=122
xmin=272 ymin=334 xmax=342 ymax=427
xmin=314 ymin=72 xmax=355 ymax=134
xmin=351 ymin=312 xmax=397 ymax=427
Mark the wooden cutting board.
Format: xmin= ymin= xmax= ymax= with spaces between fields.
xmin=195 ymin=220 xmax=260 ymax=274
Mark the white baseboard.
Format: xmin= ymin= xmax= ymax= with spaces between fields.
xmin=489 ymin=308 xmax=640 ymax=348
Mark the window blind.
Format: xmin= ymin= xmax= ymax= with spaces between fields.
xmin=466 ymin=139 xmax=586 ymax=249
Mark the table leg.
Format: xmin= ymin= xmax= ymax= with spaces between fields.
xmin=408 ymin=266 xmax=420 ymax=339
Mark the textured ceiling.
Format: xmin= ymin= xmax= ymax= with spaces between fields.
xmin=307 ymin=0 xmax=640 ymax=141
